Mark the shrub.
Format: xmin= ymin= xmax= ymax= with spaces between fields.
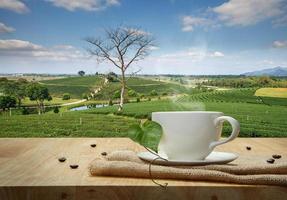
xmin=53 ymin=107 xmax=59 ymax=113
xmin=22 ymin=107 xmax=29 ymax=115
xmin=0 ymin=96 xmax=16 ymax=111
xmin=106 ymin=72 xmax=118 ymax=82
xmin=162 ymin=92 xmax=168 ymax=96
xmin=128 ymin=89 xmax=137 ymax=97
xmin=108 ymin=99 xmax=113 ymax=106
xmin=136 ymin=97 xmax=140 ymax=103
xmin=62 ymin=93 xmax=71 ymax=100
xmin=150 ymin=90 xmax=158 ymax=96
xmin=82 ymin=93 xmax=89 ymax=100
xmin=148 ymin=97 xmax=151 ymax=101
xmin=113 ymin=90 xmax=121 ymax=99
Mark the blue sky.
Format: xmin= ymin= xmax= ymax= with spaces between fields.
xmin=0 ymin=0 xmax=287 ymax=75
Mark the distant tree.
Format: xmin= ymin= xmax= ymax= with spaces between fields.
xmin=106 ymin=73 xmax=118 ymax=82
xmin=150 ymin=90 xmax=158 ymax=96
xmin=86 ymin=26 xmax=155 ymax=111
xmin=108 ymin=99 xmax=113 ymax=106
xmin=0 ymin=96 xmax=16 ymax=111
xmin=22 ymin=107 xmax=29 ymax=115
xmin=106 ymin=72 xmax=119 ymax=82
xmin=3 ymin=81 xmax=27 ymax=107
xmin=62 ymin=93 xmax=71 ymax=100
xmin=258 ymin=76 xmax=273 ymax=86
xmin=78 ymin=71 xmax=85 ymax=76
xmin=108 ymin=72 xmax=118 ymax=77
xmin=26 ymin=83 xmax=52 ymax=115
xmin=53 ymin=107 xmax=60 ymax=114
xmin=128 ymin=89 xmax=137 ymax=97
xmin=82 ymin=93 xmax=89 ymax=100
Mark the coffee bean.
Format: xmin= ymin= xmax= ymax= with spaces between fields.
xmin=101 ymin=152 xmax=107 ymax=156
xmin=266 ymin=159 xmax=275 ymax=164
xmin=272 ymin=154 xmax=282 ymax=159
xmin=90 ymin=144 xmax=97 ymax=148
xmin=70 ymin=164 xmax=79 ymax=169
xmin=58 ymin=157 xmax=66 ymax=162
xmin=246 ymin=146 xmax=251 ymax=150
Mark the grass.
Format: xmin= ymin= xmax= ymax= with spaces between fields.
xmin=0 ymin=112 xmax=139 ymax=137
xmin=22 ymin=97 xmax=80 ymax=106
xmin=255 ymin=88 xmax=287 ymax=98
xmin=87 ymin=99 xmax=287 ymax=137
xmin=40 ymin=76 xmax=103 ymax=86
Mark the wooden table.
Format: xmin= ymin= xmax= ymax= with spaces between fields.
xmin=0 ymin=138 xmax=286 ymax=200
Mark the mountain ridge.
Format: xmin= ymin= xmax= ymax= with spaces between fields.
xmin=242 ymin=66 xmax=287 ymax=76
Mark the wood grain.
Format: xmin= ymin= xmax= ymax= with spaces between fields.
xmin=0 ymin=138 xmax=286 ymax=200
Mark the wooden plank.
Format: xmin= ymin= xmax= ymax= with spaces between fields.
xmin=0 ymin=138 xmax=286 ymax=200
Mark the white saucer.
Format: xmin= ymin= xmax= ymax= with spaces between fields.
xmin=137 ymin=151 xmax=238 ymax=166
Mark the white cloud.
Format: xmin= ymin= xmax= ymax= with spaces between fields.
xmin=273 ymin=40 xmax=287 ymax=48
xmin=0 ymin=0 xmax=29 ymax=13
xmin=0 ymin=39 xmax=42 ymax=51
xmin=213 ymin=0 xmax=285 ymax=26
xmin=181 ymin=16 xmax=213 ymax=32
xmin=0 ymin=39 xmax=86 ymax=61
xmin=156 ymin=49 xmax=225 ymax=63
xmin=181 ymin=0 xmax=287 ymax=32
xmin=0 ymin=22 xmax=15 ymax=33
xmin=46 ymin=0 xmax=120 ymax=11
xmin=124 ymin=27 xmax=151 ymax=36
xmin=210 ymin=51 xmax=225 ymax=57
xmin=149 ymin=46 xmax=159 ymax=50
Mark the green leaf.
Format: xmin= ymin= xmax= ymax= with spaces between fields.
xmin=127 ymin=124 xmax=144 ymax=144
xmin=128 ymin=120 xmax=163 ymax=151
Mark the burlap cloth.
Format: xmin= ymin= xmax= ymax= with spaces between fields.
xmin=89 ymin=150 xmax=287 ymax=186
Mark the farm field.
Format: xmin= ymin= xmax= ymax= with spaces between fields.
xmin=255 ymin=88 xmax=287 ymax=98
xmin=179 ymin=88 xmax=287 ymax=106
xmin=0 ymin=112 xmax=139 ymax=137
xmin=87 ymin=86 xmax=287 ymax=138
xmin=40 ymin=76 xmax=104 ymax=99
xmin=1 ymin=76 xmax=287 ymax=142
xmin=41 ymin=76 xmax=191 ymax=99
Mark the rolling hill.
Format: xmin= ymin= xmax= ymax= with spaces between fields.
xmin=242 ymin=66 xmax=287 ymax=76
xmin=40 ymin=76 xmax=190 ymax=99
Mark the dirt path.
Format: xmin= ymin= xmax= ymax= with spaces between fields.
xmin=61 ymin=99 xmax=87 ymax=106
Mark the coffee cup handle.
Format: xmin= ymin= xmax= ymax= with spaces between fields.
xmin=209 ymin=116 xmax=240 ymax=149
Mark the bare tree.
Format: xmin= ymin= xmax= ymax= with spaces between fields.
xmin=86 ymin=26 xmax=155 ymax=111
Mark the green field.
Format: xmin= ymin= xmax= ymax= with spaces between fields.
xmin=22 ymin=97 xmax=80 ymax=106
xmin=86 ymin=89 xmax=287 ymax=137
xmin=0 ymin=112 xmax=139 ymax=137
xmin=1 ymin=76 xmax=287 ymax=142
xmin=178 ymin=88 xmax=287 ymax=106
xmin=40 ymin=76 xmax=103 ymax=98
xmin=41 ymin=76 xmax=191 ymax=99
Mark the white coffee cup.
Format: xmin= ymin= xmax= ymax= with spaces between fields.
xmin=152 ymin=111 xmax=240 ymax=161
